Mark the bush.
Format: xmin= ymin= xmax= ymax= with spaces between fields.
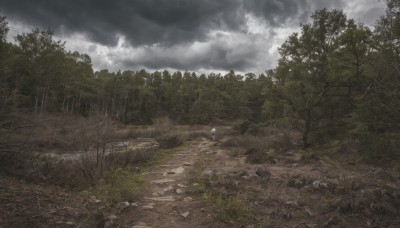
xmin=222 ymin=134 xmax=273 ymax=164
xmin=213 ymin=195 xmax=250 ymax=225
xmin=234 ymin=120 xmax=251 ymax=134
xmin=92 ymin=168 xmax=147 ymax=203
xmin=245 ymin=147 xmax=272 ymax=164
xmin=269 ymin=132 xmax=294 ymax=153
xmin=106 ymin=147 xmax=157 ymax=167
xmin=247 ymin=123 xmax=261 ymax=135
xmin=126 ymin=117 xmax=174 ymax=139
xmin=157 ymin=133 xmax=183 ymax=149
xmin=358 ymin=131 xmax=399 ymax=162
xmin=221 ymin=134 xmax=263 ymax=149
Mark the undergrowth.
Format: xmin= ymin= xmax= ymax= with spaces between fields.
xmin=91 ymin=168 xmax=147 ymax=203
xmin=187 ymin=150 xmax=252 ymax=226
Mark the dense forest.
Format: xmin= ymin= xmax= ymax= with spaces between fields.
xmin=1 ymin=1 xmax=399 ymax=160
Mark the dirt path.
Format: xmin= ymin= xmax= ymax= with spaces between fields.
xmin=121 ymin=138 xmax=218 ymax=228
xmin=2 ymin=128 xmax=399 ymax=227
xmin=118 ymin=131 xmax=400 ymax=227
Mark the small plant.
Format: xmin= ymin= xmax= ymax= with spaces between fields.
xmin=213 ymin=195 xmax=250 ymax=225
xmin=320 ymin=155 xmax=341 ymax=168
xmin=106 ymin=147 xmax=157 ymax=167
xmin=234 ymin=120 xmax=251 ymax=134
xmin=245 ymin=147 xmax=272 ymax=164
xmin=92 ymin=168 xmax=147 ymax=203
xmin=269 ymin=131 xmax=294 ymax=153
xmin=157 ymin=133 xmax=183 ymax=149
xmin=358 ymin=131 xmax=399 ymax=162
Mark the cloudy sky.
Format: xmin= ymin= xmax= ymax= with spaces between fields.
xmin=0 ymin=0 xmax=386 ymax=75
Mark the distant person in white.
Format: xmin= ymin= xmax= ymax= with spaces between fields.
xmin=211 ymin=127 xmax=216 ymax=140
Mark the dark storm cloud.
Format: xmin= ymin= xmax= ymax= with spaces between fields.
xmin=1 ymin=0 xmax=241 ymax=46
xmin=0 ymin=0 xmax=345 ymax=47
xmin=120 ymin=39 xmax=258 ymax=72
xmin=0 ymin=0 xmax=382 ymax=73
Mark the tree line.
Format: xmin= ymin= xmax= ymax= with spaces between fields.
xmin=0 ymin=19 xmax=266 ymax=124
xmin=1 ymin=0 xmax=399 ymax=160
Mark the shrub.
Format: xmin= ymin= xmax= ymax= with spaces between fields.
xmin=358 ymin=131 xmax=399 ymax=162
xmin=106 ymin=147 xmax=157 ymax=167
xmin=245 ymin=147 xmax=272 ymax=164
xmin=157 ymin=133 xmax=183 ymax=149
xmin=221 ymin=134 xmax=262 ymax=148
xmin=92 ymin=168 xmax=147 ymax=203
xmin=234 ymin=120 xmax=251 ymax=134
xmin=222 ymin=134 xmax=273 ymax=164
xmin=213 ymin=195 xmax=250 ymax=225
xmin=269 ymin=131 xmax=294 ymax=153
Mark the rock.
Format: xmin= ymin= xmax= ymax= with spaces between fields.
xmin=183 ymin=197 xmax=193 ymax=202
xmin=312 ymin=180 xmax=328 ymax=189
xmin=231 ymin=170 xmax=248 ymax=177
xmin=256 ymin=167 xmax=270 ymax=182
xmin=151 ymin=179 xmax=175 ymax=184
xmin=163 ymin=186 xmax=174 ymax=192
xmin=285 ymin=200 xmax=299 ymax=208
xmin=181 ymin=211 xmax=190 ymax=218
xmin=143 ymin=203 xmax=155 ymax=209
xmin=176 ymin=189 xmax=183 ymax=194
xmin=312 ymin=180 xmax=320 ymax=189
xmin=123 ymin=201 xmax=130 ymax=207
xmin=168 ymin=167 xmax=185 ymax=174
xmin=90 ymin=196 xmax=102 ymax=203
xmin=107 ymin=215 xmax=118 ymax=220
xmin=183 ymin=162 xmax=192 ymax=166
xmin=192 ymin=183 xmax=199 ymax=186
xmin=131 ymin=202 xmax=139 ymax=207
xmin=132 ymin=221 xmax=152 ymax=228
xmin=144 ymin=196 xmax=175 ymax=202
xmin=177 ymin=184 xmax=187 ymax=188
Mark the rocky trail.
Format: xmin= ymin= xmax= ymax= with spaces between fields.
xmin=1 ymin=130 xmax=399 ymax=227
xmin=118 ymin=133 xmax=400 ymax=228
xmin=115 ymin=138 xmax=218 ymax=228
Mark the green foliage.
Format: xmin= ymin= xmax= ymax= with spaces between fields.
xmin=92 ymin=168 xmax=147 ymax=203
xmin=156 ymin=133 xmax=183 ymax=149
xmin=0 ymin=15 xmax=9 ymax=43
xmin=213 ymin=195 xmax=250 ymax=225
xmin=233 ymin=120 xmax=251 ymax=134
xmin=222 ymin=134 xmax=273 ymax=164
xmin=358 ymin=131 xmax=399 ymax=162
xmin=263 ymin=9 xmax=375 ymax=149
xmin=245 ymin=147 xmax=271 ymax=164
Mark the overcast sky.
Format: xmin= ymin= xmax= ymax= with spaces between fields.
xmin=0 ymin=0 xmax=386 ymax=75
